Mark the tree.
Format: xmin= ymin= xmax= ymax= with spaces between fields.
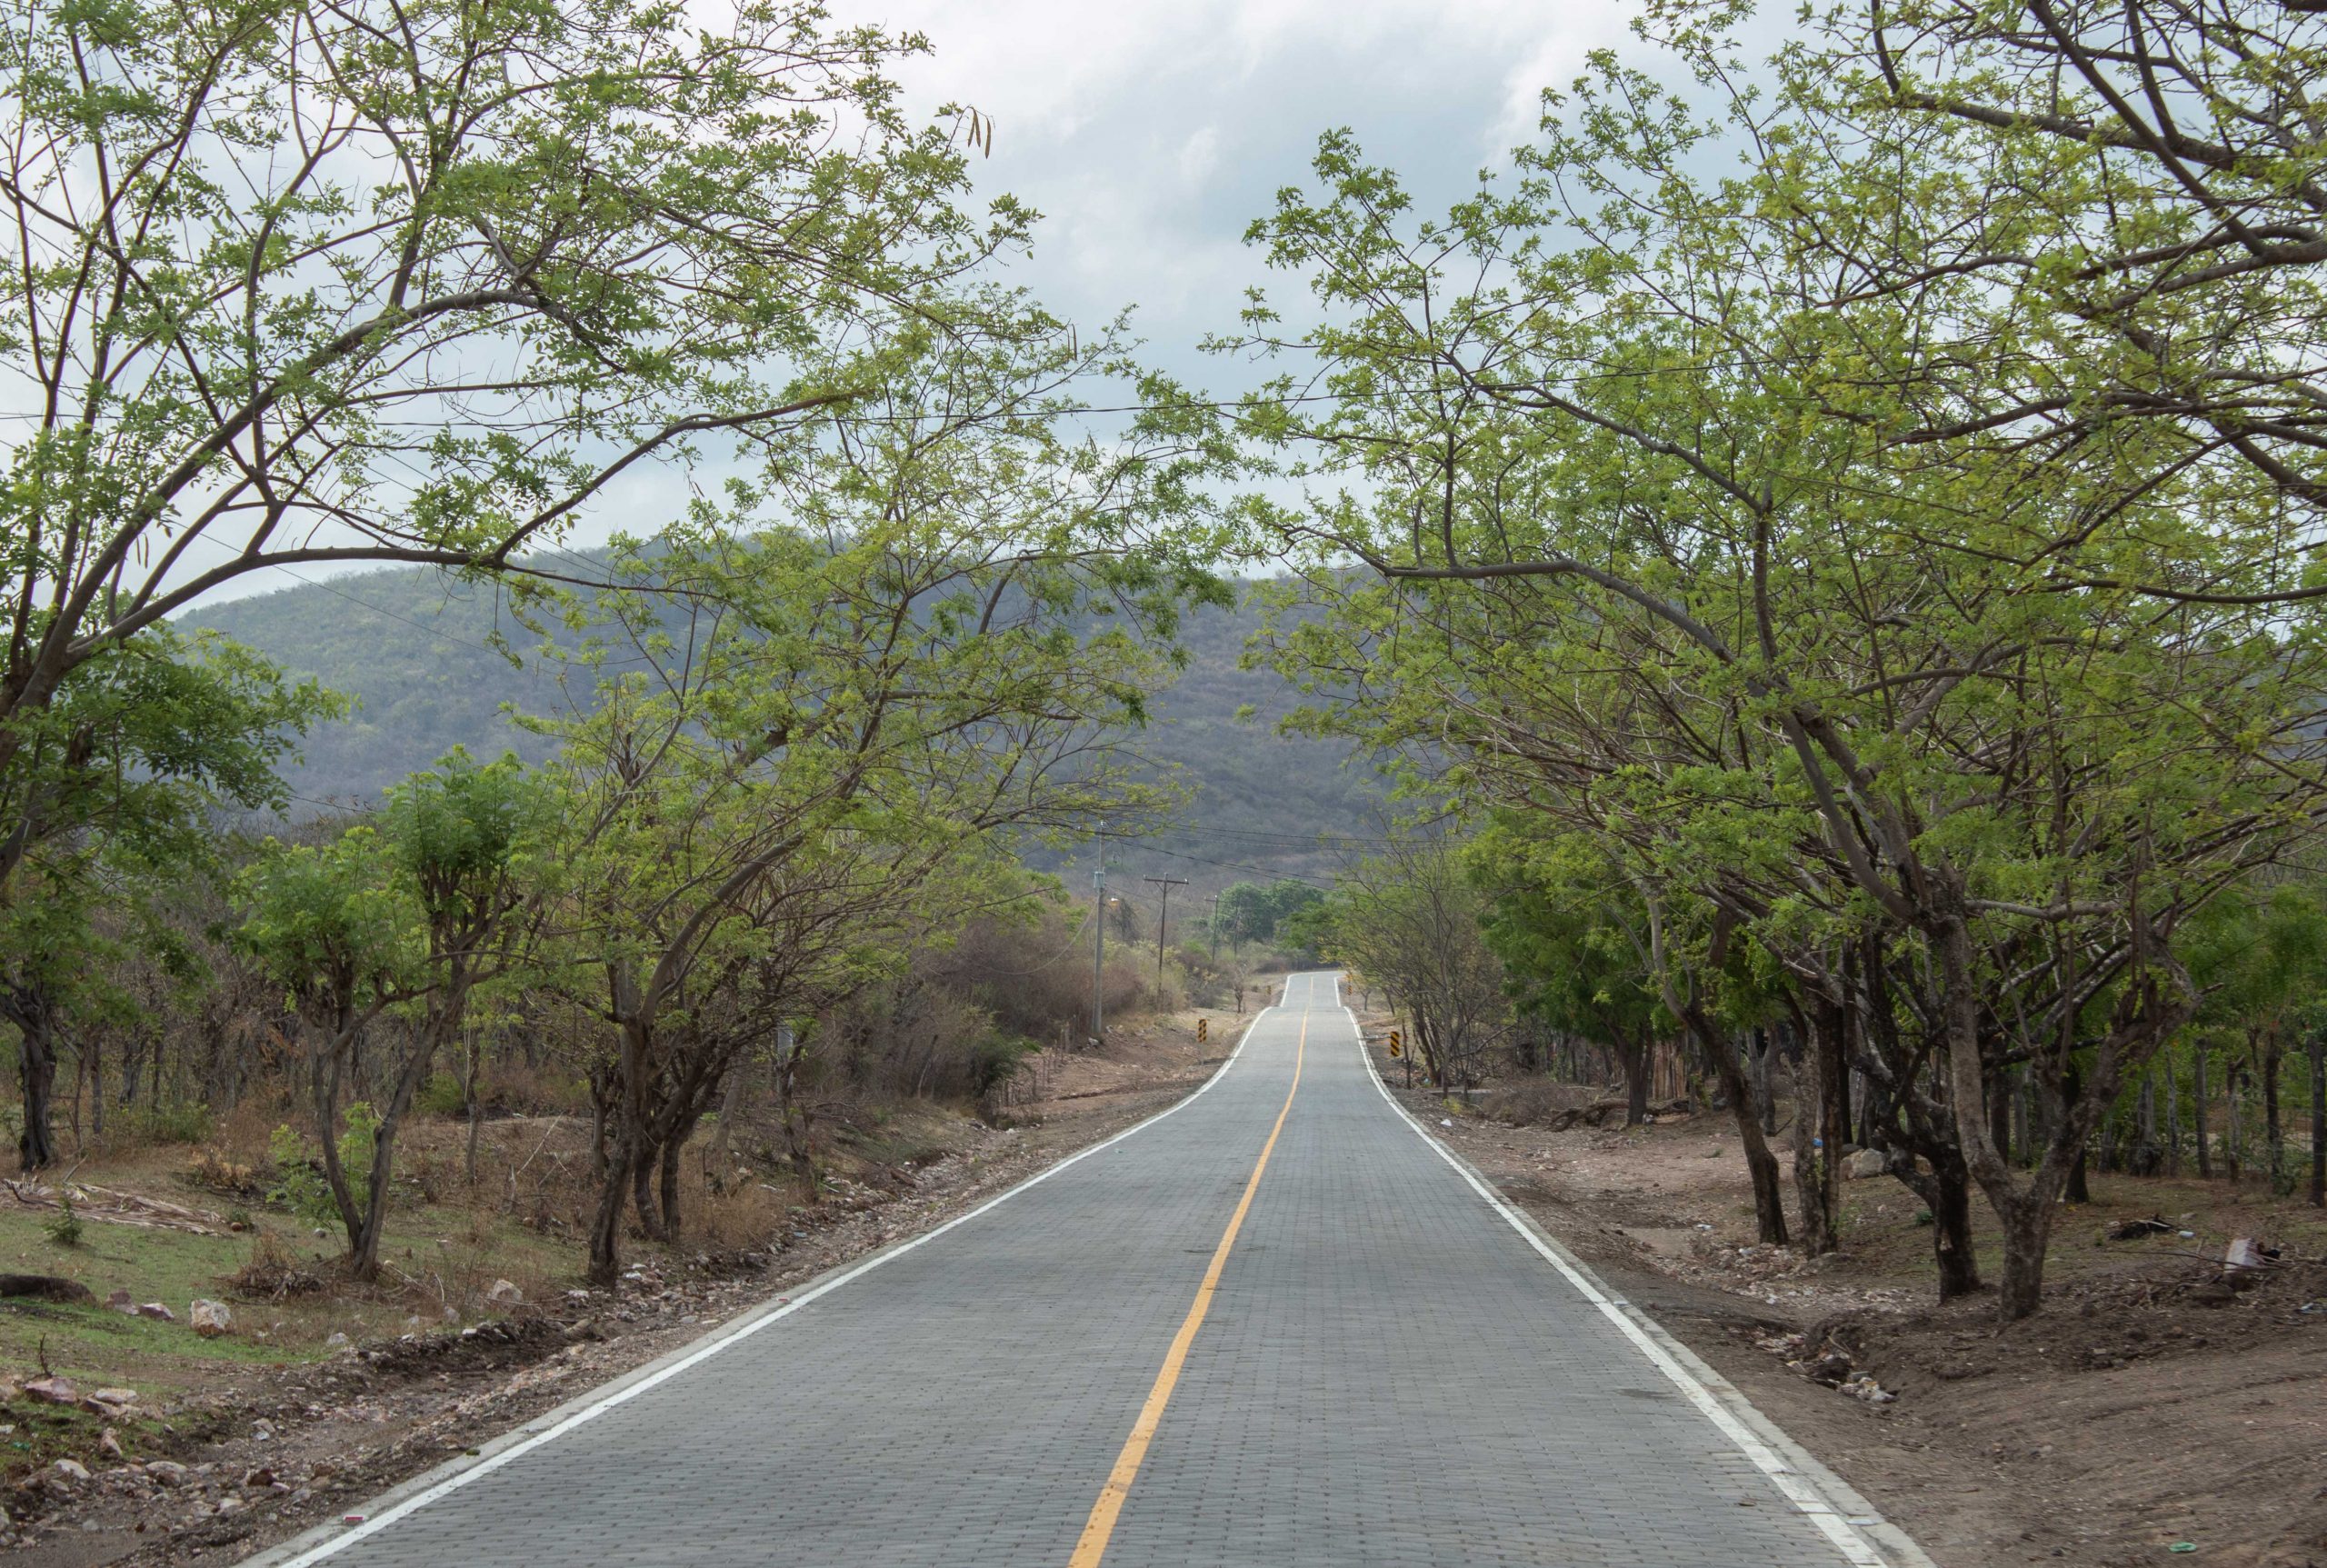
xmin=0 ymin=0 xmax=1024 ymax=941
xmin=527 ymin=315 xmax=1223 ymax=1283
xmin=1836 ymin=0 xmax=2327 ymax=542
xmin=4 ymin=630 xmax=333 ymax=1168
xmin=1313 ymin=834 xmax=1511 ymax=1093
xmin=1474 ymin=824 xmax=1666 ymax=1126
xmin=1225 ymin=15 xmax=2327 ymax=1315
xmin=234 ymin=751 xmax=550 ymax=1276
xmin=348 ymin=751 xmax=551 ymax=1278
xmin=2179 ymin=884 xmax=2327 ymax=1195
xmin=233 ymin=827 xmax=422 ymax=1246
xmin=1212 ymin=879 xmax=1325 ymax=949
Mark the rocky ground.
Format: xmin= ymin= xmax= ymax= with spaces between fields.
xmin=0 ymin=1006 xmax=1236 ymax=1568
xmin=1362 ymin=1020 xmax=2327 ymax=1568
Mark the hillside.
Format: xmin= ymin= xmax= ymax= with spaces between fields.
xmin=182 ymin=561 xmax=1383 ymax=897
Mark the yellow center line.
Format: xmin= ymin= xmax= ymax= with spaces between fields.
xmin=1066 ymin=1007 xmax=1309 ymax=1568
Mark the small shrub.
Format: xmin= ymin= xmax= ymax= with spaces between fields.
xmin=415 ymin=1071 xmax=466 ymax=1119
xmin=185 ymin=1148 xmax=263 ymax=1198
xmin=119 ymin=1101 xmax=216 ymax=1146
xmin=267 ymin=1102 xmax=381 ymax=1229
xmin=694 ymin=1173 xmax=785 ymax=1250
xmin=44 ymin=1192 xmax=83 ymax=1248
xmin=967 ymin=1033 xmax=1036 ymax=1097
xmin=475 ymin=1060 xmax=589 ymax=1116
xmin=229 ymin=1229 xmax=325 ymax=1300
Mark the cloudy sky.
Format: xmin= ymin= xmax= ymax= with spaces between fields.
xmin=869 ymin=0 xmax=1627 ymax=387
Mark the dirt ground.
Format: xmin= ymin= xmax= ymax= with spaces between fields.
xmin=0 ymin=1005 xmax=1238 ymax=1566
xmin=1361 ymin=1015 xmax=2327 ymax=1568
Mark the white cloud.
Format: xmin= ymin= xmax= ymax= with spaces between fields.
xmin=859 ymin=0 xmax=1643 ymax=384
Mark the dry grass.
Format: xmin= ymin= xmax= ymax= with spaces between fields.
xmin=690 ymin=1174 xmax=792 ymax=1251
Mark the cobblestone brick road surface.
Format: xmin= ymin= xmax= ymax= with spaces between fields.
xmin=260 ymin=972 xmax=1903 ymax=1567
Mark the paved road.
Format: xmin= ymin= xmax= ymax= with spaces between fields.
xmin=263 ymin=972 xmax=1907 ymax=1568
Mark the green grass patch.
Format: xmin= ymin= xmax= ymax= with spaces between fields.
xmin=0 ymin=1399 xmax=173 ymax=1483
xmin=0 ymin=1213 xmax=314 ymax=1388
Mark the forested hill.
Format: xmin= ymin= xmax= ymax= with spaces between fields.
xmin=182 ymin=563 xmax=1383 ymax=892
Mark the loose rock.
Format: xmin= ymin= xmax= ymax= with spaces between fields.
xmin=190 ymin=1298 xmax=233 ymax=1337
xmin=24 ymin=1374 xmax=80 ymax=1405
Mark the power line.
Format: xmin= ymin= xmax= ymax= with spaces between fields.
xmin=1145 ymin=824 xmax=1393 ymax=849
xmin=1119 ymin=842 xmax=1336 ymax=890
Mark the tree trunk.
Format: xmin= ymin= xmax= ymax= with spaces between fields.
xmin=708 ymin=1053 xmax=748 ymax=1171
xmin=1612 ymin=1026 xmax=1650 ymax=1126
xmin=463 ymin=1024 xmax=485 ymax=1188
xmin=1648 ymin=903 xmax=1785 ymax=1246
xmin=2262 ymin=1034 xmax=2285 ymax=1193
xmin=2194 ymin=1047 xmax=2212 ymax=1178
xmin=2063 ymin=1063 xmax=2091 ymax=1204
xmin=2310 ymin=1031 xmax=2325 ymax=1209
xmin=1415 ymin=1017 xmax=1447 ymax=1090
xmin=587 ymin=1004 xmax=654 ymax=1287
xmin=1792 ymin=1001 xmax=1845 ymax=1256
xmin=350 ymin=1021 xmax=449 ymax=1283
xmin=586 ymin=1142 xmax=633 ymax=1288
xmin=1692 ymin=1015 xmax=1786 ymax=1245
xmin=776 ymin=1038 xmax=815 ymax=1196
xmin=1751 ymin=1027 xmax=1777 ymax=1136
xmin=2227 ymin=1065 xmax=2245 ymax=1183
xmin=1928 ymin=1153 xmax=1982 ymax=1300
xmin=118 ymin=1033 xmax=144 ymax=1109
xmin=6 ymin=986 xmax=62 ymax=1173
xmin=631 ymin=1139 xmax=665 ymax=1241
xmin=1995 ymin=1193 xmax=2052 ymax=1321
xmin=657 ymin=1134 xmax=684 ymax=1246
xmin=2132 ymin=1070 xmax=2161 ymax=1177
xmin=2166 ymin=1060 xmax=2181 ymax=1177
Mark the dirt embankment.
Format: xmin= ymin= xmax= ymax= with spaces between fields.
xmin=1369 ymin=1024 xmax=2327 ymax=1568
xmin=0 ymin=1008 xmax=1237 ymax=1567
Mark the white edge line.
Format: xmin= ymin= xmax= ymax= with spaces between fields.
xmin=245 ymin=1004 xmax=1281 ymax=1568
xmin=1334 ymin=975 xmax=1938 ymax=1568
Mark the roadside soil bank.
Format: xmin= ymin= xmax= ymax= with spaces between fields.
xmin=1358 ymin=1013 xmax=2327 ymax=1568
xmin=0 ymin=1005 xmax=1240 ymax=1567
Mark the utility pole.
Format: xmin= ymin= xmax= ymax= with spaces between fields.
xmin=1207 ymin=891 xmax=1221 ymax=962
xmin=1144 ymin=876 xmax=1189 ymax=996
xmin=1092 ymin=828 xmax=1105 ymax=1044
